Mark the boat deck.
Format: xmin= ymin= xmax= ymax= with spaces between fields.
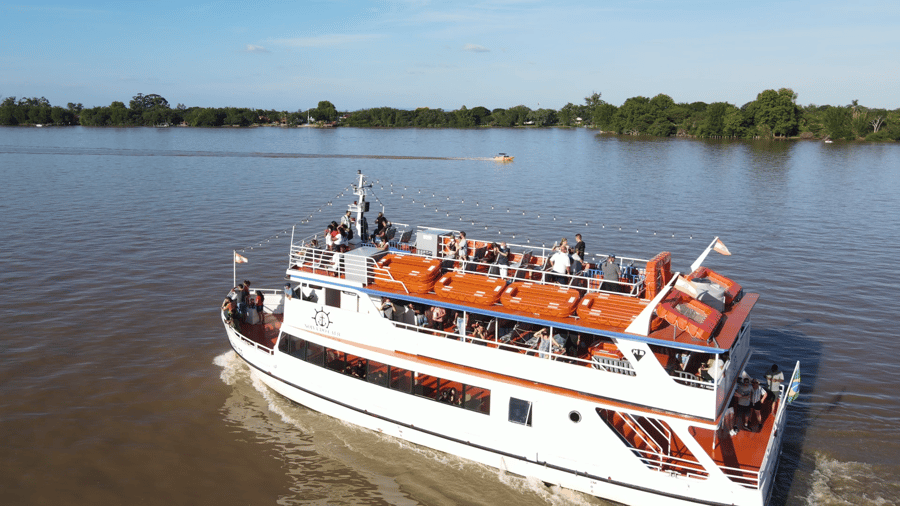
xmin=233 ymin=313 xmax=283 ymax=349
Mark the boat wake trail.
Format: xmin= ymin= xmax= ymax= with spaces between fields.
xmin=1 ymin=145 xmax=482 ymax=161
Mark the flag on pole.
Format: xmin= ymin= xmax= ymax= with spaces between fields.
xmin=713 ymin=238 xmax=731 ymax=256
xmin=675 ymin=275 xmax=700 ymax=298
xmin=787 ymin=366 xmax=801 ymax=403
xmin=234 ymin=252 xmax=248 ymax=264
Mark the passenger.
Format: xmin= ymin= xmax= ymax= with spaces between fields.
xmin=379 ymin=297 xmax=396 ymax=320
xmin=573 ymin=234 xmax=586 ymax=260
xmin=408 ymin=303 xmax=426 ymax=326
xmin=340 ymin=210 xmax=352 ymax=236
xmin=489 ymin=241 xmax=510 ymax=279
xmin=456 ymin=312 xmax=468 ymax=341
xmin=284 ymin=283 xmax=293 ymax=300
xmin=448 ymin=387 xmax=458 ymax=405
xmin=222 ymin=298 xmax=240 ymax=331
xmin=233 ymin=283 xmax=246 ymax=321
xmin=601 ymin=254 xmax=621 ymax=292
xmin=374 ymin=212 xmax=390 ymax=244
xmin=698 ymin=361 xmax=713 ymax=381
xmin=255 ymin=290 xmax=265 ymax=324
xmin=734 ymin=377 xmax=753 ymax=431
xmin=455 ymin=232 xmax=468 ymax=269
xmin=765 ymin=363 xmax=784 ymax=397
xmin=750 ymin=379 xmax=768 ymax=431
xmin=549 ymin=245 xmax=571 ymax=284
xmin=471 ymin=320 xmax=488 ymax=341
xmin=336 ymin=224 xmax=350 ymax=252
xmin=324 ymin=223 xmax=336 ymax=251
xmin=429 ymin=306 xmax=447 ymax=331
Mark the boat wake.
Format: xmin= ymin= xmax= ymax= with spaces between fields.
xmin=804 ymin=453 xmax=897 ymax=505
xmin=1 ymin=145 xmax=487 ymax=161
xmin=212 ymin=351 xmax=607 ymax=506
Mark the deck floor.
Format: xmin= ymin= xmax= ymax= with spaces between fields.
xmin=235 ymin=312 xmax=283 ymax=349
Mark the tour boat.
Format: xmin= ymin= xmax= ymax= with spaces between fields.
xmin=221 ymin=171 xmax=799 ymax=506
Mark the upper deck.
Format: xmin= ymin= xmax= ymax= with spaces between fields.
xmin=287 ymin=224 xmax=754 ymax=354
xmin=284 ymin=223 xmax=756 ymax=422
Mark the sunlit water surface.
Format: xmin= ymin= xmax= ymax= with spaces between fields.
xmin=1 ymin=126 xmax=899 ymax=505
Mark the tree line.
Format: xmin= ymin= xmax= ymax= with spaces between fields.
xmin=2 ymin=90 xmax=898 ymax=141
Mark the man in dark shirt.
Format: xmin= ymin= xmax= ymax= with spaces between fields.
xmin=573 ymin=234 xmax=586 ymax=259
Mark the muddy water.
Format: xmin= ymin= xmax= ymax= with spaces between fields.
xmin=2 ymin=126 xmax=898 ymax=505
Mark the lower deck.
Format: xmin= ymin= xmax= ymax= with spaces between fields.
xmin=225 ymin=299 xmax=782 ymax=494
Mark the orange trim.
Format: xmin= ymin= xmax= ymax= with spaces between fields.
xmin=297 ymin=327 xmax=716 ymax=427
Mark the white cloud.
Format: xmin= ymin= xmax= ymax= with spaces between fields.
xmin=268 ymin=34 xmax=381 ymax=48
xmin=244 ymin=44 xmax=270 ymax=53
xmin=463 ymin=44 xmax=489 ymax=53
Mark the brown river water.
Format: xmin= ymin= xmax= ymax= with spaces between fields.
xmin=1 ymin=126 xmax=898 ymax=505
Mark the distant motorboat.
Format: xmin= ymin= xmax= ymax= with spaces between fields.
xmin=493 ymin=153 xmax=514 ymax=162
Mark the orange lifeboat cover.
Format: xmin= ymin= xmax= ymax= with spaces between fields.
xmin=435 ymin=272 xmax=506 ymax=306
xmin=656 ymin=289 xmax=722 ymax=340
xmin=500 ymin=281 xmax=581 ymax=318
xmin=373 ymin=253 xmax=442 ymax=293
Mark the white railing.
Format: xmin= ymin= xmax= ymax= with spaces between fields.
xmin=290 ymin=228 xmax=651 ymax=299
xmin=387 ymin=319 xmax=641 ymax=376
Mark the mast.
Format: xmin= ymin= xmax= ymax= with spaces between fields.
xmin=350 ymin=170 xmax=372 ymax=241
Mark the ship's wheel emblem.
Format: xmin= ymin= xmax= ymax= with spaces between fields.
xmin=313 ymin=307 xmax=331 ymax=328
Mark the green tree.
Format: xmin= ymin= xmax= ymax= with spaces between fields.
xmin=822 ymin=106 xmax=853 ymax=140
xmin=314 ymin=100 xmax=337 ymax=122
xmin=748 ymin=88 xmax=800 ymax=138
xmin=616 ymin=96 xmax=653 ymax=134
xmin=592 ymin=103 xmax=618 ymax=131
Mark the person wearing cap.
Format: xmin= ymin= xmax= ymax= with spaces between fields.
xmin=750 ymin=378 xmax=768 ymax=431
xmin=284 ymin=283 xmax=293 ymax=300
xmin=601 ymin=254 xmax=621 ymax=292
xmin=734 ymin=377 xmax=753 ymax=431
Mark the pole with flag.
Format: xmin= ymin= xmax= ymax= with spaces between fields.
xmin=787 ymin=361 xmax=801 ymax=403
xmin=690 ymin=236 xmax=732 ymax=273
xmin=233 ymin=250 xmax=248 ymax=287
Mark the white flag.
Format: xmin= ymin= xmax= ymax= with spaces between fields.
xmin=675 ymin=275 xmax=700 ymax=298
xmin=234 ymin=252 xmax=248 ymax=264
xmin=713 ymin=238 xmax=731 ymax=256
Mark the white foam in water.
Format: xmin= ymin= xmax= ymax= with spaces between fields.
xmin=213 ymin=350 xmax=242 ymax=385
xmin=805 ymin=453 xmax=896 ymax=506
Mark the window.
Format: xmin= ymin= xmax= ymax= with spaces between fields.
xmin=278 ymin=333 xmax=306 ymax=359
xmin=306 ymin=342 xmax=325 ymax=367
xmin=508 ymin=397 xmax=533 ymax=426
xmin=463 ymin=385 xmax=491 ymax=414
xmin=367 ymin=360 xmax=389 ymax=387
xmin=325 ymin=288 xmax=341 ymax=308
xmin=414 ymin=372 xmax=440 ymax=399
xmin=389 ymin=367 xmax=413 ymax=394
xmin=326 ymin=349 xmax=346 ymax=371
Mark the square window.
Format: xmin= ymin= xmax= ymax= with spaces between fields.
xmin=508 ymin=397 xmax=533 ymax=426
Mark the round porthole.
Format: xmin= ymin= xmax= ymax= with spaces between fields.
xmin=569 ymin=411 xmax=582 ymax=423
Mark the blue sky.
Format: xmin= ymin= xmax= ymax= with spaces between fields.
xmin=2 ymin=0 xmax=899 ymax=111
